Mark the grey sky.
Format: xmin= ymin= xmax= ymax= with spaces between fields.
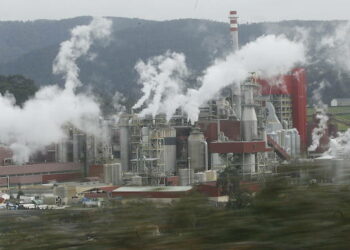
xmin=1 ymin=0 xmax=349 ymax=23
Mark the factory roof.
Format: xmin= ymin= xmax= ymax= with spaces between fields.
xmin=0 ymin=162 xmax=82 ymax=176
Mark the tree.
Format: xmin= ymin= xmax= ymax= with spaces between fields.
xmin=0 ymin=74 xmax=38 ymax=106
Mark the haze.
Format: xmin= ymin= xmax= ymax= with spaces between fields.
xmin=1 ymin=0 xmax=349 ymax=23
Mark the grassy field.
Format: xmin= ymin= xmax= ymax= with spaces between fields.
xmin=2 ymin=180 xmax=350 ymax=249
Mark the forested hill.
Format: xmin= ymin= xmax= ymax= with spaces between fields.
xmin=0 ymin=17 xmax=348 ymax=105
xmin=0 ymin=75 xmax=38 ymax=106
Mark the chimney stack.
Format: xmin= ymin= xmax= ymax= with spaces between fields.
xmin=229 ymin=10 xmax=239 ymax=51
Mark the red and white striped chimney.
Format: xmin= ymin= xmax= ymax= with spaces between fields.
xmin=229 ymin=10 xmax=239 ymax=51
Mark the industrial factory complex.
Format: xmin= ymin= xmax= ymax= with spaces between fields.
xmin=0 ymin=11 xmax=334 ymax=207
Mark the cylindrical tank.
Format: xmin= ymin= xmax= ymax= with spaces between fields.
xmin=285 ymin=134 xmax=291 ymax=155
xmin=163 ymin=127 xmax=177 ymax=175
xmin=188 ymin=128 xmax=206 ymax=171
xmin=106 ymin=163 xmax=122 ymax=185
xmin=73 ymin=132 xmax=79 ymax=163
xmin=141 ymin=127 xmax=149 ymax=145
xmin=104 ymin=164 xmax=112 ymax=184
xmin=243 ymin=153 xmax=256 ymax=175
xmin=119 ymin=116 xmax=130 ymax=172
xmin=57 ymin=141 xmax=68 ymax=163
xmin=241 ymin=81 xmax=258 ymax=141
xmin=179 ymin=168 xmax=194 ymax=186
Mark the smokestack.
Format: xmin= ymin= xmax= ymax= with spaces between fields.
xmin=229 ymin=10 xmax=239 ymax=51
xmin=229 ymin=10 xmax=241 ymax=120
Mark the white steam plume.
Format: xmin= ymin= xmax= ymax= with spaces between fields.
xmin=308 ymin=81 xmax=330 ymax=152
xmin=320 ymin=22 xmax=350 ymax=72
xmin=133 ymin=35 xmax=305 ymax=122
xmin=311 ymin=22 xmax=350 ymax=157
xmin=325 ymin=130 xmax=350 ymax=159
xmin=132 ymin=51 xmax=189 ymax=120
xmin=0 ymin=17 xmax=112 ymax=164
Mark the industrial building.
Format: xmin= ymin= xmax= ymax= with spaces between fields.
xmin=110 ymin=10 xmax=307 ymax=186
xmin=0 ymin=10 xmax=307 ymax=188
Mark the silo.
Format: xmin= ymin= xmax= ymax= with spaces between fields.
xmin=241 ymin=80 xmax=258 ymax=141
xmin=288 ymin=130 xmax=295 ymax=157
xmin=104 ymin=163 xmax=123 ymax=185
xmin=119 ymin=116 xmax=130 ymax=172
xmin=141 ymin=127 xmax=149 ymax=145
xmin=57 ymin=141 xmax=68 ymax=163
xmin=241 ymin=78 xmax=258 ymax=174
xmin=163 ymin=127 xmax=177 ymax=175
xmin=73 ymin=133 xmax=79 ymax=162
xmin=188 ymin=128 xmax=206 ymax=171
xmin=285 ymin=133 xmax=291 ymax=155
xmin=104 ymin=164 xmax=112 ymax=184
xmin=179 ymin=168 xmax=194 ymax=186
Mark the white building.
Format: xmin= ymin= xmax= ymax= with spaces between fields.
xmin=330 ymin=98 xmax=350 ymax=107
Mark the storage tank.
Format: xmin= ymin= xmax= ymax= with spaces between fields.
xmin=104 ymin=164 xmax=112 ymax=183
xmin=141 ymin=127 xmax=149 ymax=145
xmin=188 ymin=128 xmax=207 ymax=171
xmin=241 ymin=78 xmax=258 ymax=174
xmin=179 ymin=168 xmax=194 ymax=186
xmin=104 ymin=163 xmax=123 ymax=185
xmin=243 ymin=154 xmax=256 ymax=175
xmin=57 ymin=141 xmax=68 ymax=163
xmin=119 ymin=116 xmax=130 ymax=172
xmin=241 ymin=80 xmax=258 ymax=141
xmin=163 ymin=127 xmax=177 ymax=175
xmin=73 ymin=132 xmax=79 ymax=163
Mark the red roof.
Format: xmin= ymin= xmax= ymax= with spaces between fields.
xmin=0 ymin=162 xmax=82 ymax=176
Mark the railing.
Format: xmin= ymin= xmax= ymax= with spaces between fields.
xmin=267 ymin=136 xmax=291 ymax=161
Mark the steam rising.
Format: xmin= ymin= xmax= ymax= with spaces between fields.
xmin=320 ymin=22 xmax=350 ymax=72
xmin=0 ymin=17 xmax=112 ymax=164
xmin=315 ymin=22 xmax=350 ymax=158
xmin=326 ymin=129 xmax=350 ymax=158
xmin=133 ymin=35 xmax=305 ymax=122
xmin=308 ymin=81 xmax=329 ymax=152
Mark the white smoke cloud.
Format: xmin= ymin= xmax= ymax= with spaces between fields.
xmin=53 ymin=17 xmax=112 ymax=92
xmin=0 ymin=17 xmax=112 ymax=164
xmin=320 ymin=22 xmax=350 ymax=72
xmin=325 ymin=129 xmax=350 ymax=159
xmin=313 ymin=22 xmax=350 ymax=156
xmin=132 ymin=51 xmax=189 ymax=120
xmin=308 ymin=81 xmax=330 ymax=152
xmin=134 ymin=35 xmax=305 ymax=122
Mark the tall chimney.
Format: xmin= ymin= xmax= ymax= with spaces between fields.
xmin=229 ymin=11 xmax=241 ymax=120
xmin=229 ymin=10 xmax=239 ymax=51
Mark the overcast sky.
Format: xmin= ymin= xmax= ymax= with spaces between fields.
xmin=1 ymin=0 xmax=349 ymax=23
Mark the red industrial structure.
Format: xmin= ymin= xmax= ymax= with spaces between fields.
xmin=0 ymin=162 xmax=83 ymax=187
xmin=259 ymin=68 xmax=308 ymax=152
